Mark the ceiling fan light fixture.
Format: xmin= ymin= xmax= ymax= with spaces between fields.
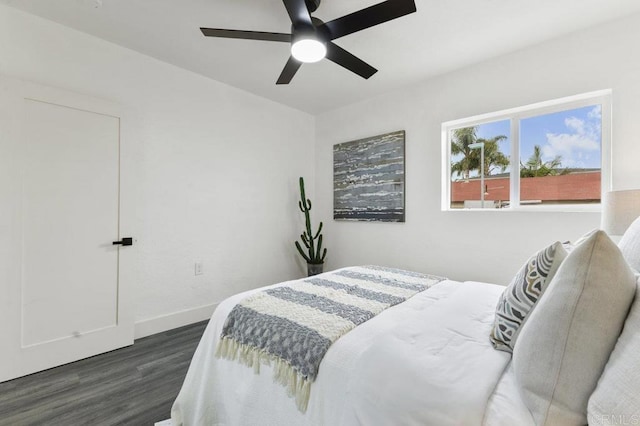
xmin=291 ymin=38 xmax=326 ymax=63
xmin=199 ymin=0 xmax=417 ymax=84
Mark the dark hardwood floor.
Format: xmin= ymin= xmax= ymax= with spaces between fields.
xmin=0 ymin=320 xmax=208 ymax=426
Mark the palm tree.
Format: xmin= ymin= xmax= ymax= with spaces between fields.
xmin=482 ymin=139 xmax=510 ymax=176
xmin=451 ymin=127 xmax=509 ymax=180
xmin=450 ymin=127 xmax=477 ymax=181
xmin=520 ymin=145 xmax=565 ymax=177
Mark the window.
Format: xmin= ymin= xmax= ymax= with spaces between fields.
xmin=442 ymin=90 xmax=611 ymax=210
xmin=449 ymin=119 xmax=511 ymax=209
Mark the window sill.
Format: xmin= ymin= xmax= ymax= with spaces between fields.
xmin=444 ymin=204 xmax=601 ymax=213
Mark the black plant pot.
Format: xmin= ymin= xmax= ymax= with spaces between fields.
xmin=307 ymin=263 xmax=324 ymax=277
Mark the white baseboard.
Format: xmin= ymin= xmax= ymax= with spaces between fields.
xmin=134 ymin=303 xmax=218 ymax=339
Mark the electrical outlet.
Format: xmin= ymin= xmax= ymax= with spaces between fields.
xmin=194 ymin=261 xmax=203 ymax=276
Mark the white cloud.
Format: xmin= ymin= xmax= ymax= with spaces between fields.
xmin=564 ymin=116 xmax=585 ymax=134
xmin=588 ymin=105 xmax=602 ymax=120
xmin=542 ymin=132 xmax=599 ymax=167
xmin=540 ymin=108 xmax=601 ymax=168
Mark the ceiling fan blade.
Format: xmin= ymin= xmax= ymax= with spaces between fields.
xmin=276 ymin=56 xmax=303 ymax=85
xmin=326 ymin=42 xmax=377 ymax=79
xmin=200 ymin=28 xmax=291 ymax=42
xmin=320 ymin=0 xmax=416 ymax=40
xmin=282 ymin=0 xmax=313 ymax=28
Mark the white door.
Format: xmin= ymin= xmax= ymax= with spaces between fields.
xmin=0 ymin=77 xmax=134 ymax=382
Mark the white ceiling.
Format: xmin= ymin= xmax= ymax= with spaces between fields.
xmin=2 ymin=0 xmax=640 ymax=114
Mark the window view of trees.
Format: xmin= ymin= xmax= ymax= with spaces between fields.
xmin=450 ymin=127 xmax=509 ymax=180
xmin=449 ymin=120 xmax=511 ymax=209
xmin=519 ymin=145 xmax=567 ymax=178
xmin=448 ymin=102 xmax=603 ymax=209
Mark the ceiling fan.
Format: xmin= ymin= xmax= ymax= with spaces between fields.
xmin=200 ymin=0 xmax=417 ymax=84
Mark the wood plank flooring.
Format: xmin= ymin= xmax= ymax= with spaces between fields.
xmin=0 ymin=321 xmax=208 ymax=426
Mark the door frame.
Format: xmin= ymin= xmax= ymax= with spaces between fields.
xmin=0 ymin=75 xmax=136 ymax=382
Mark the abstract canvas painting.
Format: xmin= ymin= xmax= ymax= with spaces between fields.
xmin=333 ymin=130 xmax=405 ymax=222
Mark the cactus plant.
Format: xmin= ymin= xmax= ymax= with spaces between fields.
xmin=295 ymin=177 xmax=327 ymax=266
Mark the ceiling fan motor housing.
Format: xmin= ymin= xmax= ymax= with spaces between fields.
xmin=292 ymin=17 xmax=329 ymax=43
xmin=305 ymin=0 xmax=321 ymax=13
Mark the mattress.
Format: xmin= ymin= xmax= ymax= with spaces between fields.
xmin=172 ymin=272 xmax=534 ymax=425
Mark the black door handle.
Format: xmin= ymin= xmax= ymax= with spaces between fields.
xmin=113 ymin=237 xmax=133 ymax=246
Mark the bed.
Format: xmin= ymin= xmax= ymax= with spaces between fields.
xmin=171 ymin=225 xmax=640 ymax=426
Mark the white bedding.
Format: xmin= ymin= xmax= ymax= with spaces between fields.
xmin=172 ymin=273 xmax=533 ymax=426
xmin=484 ymin=363 xmax=535 ymax=426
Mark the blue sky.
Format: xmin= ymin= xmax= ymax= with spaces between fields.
xmin=520 ymin=104 xmax=601 ymax=169
xmin=466 ymin=104 xmax=602 ymax=174
xmin=476 ymin=119 xmax=510 ymax=164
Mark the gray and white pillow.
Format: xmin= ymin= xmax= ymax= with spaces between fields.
xmin=490 ymin=241 xmax=567 ymax=353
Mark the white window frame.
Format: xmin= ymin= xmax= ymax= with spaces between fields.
xmin=441 ymin=90 xmax=612 ymax=212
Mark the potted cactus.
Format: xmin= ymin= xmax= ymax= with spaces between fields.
xmin=295 ymin=177 xmax=327 ymax=276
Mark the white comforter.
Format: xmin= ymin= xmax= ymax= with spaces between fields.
xmin=172 ymin=274 xmax=518 ymax=426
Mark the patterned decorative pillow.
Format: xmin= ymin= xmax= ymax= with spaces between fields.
xmin=490 ymin=241 xmax=568 ymax=353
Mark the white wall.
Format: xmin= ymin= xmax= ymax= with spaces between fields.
xmin=3 ymin=3 xmax=639 ymax=338
xmin=0 ymin=5 xmax=315 ymax=336
xmin=315 ymin=13 xmax=640 ymax=285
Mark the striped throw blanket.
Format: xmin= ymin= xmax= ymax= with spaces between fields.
xmin=215 ymin=265 xmax=445 ymax=411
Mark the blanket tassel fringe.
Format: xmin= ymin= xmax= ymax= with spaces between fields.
xmin=215 ymin=336 xmax=312 ymax=412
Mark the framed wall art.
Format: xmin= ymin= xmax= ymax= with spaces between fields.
xmin=333 ymin=130 xmax=405 ymax=222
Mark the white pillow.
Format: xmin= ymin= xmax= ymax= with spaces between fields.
xmin=619 ymin=216 xmax=640 ymax=273
xmin=587 ymin=279 xmax=640 ymax=425
xmin=513 ymin=231 xmax=636 ymax=426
